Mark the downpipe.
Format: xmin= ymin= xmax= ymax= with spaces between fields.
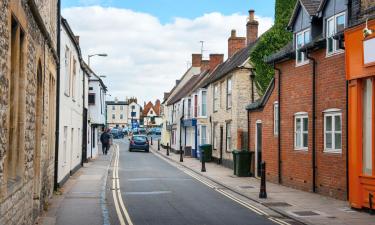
xmin=274 ymin=63 xmax=282 ymax=184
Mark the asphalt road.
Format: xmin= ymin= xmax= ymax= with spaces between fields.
xmin=106 ymin=139 xmax=278 ymax=225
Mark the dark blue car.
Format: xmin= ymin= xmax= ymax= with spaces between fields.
xmin=129 ymin=135 xmax=149 ymax=152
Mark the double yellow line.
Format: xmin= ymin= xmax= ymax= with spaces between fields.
xmin=112 ymin=144 xmax=134 ymax=225
xmin=183 ymin=170 xmax=291 ymax=225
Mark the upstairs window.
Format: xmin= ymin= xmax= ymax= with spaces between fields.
xmin=194 ymin=95 xmax=198 ymax=117
xmin=201 ymin=91 xmax=207 ymax=117
xmin=296 ymin=29 xmax=310 ymax=65
xmin=112 ymin=105 xmax=115 ymax=110
xmin=327 ymin=12 xmax=345 ymax=55
xmin=64 ymin=46 xmax=71 ymax=95
xmin=88 ymin=94 xmax=95 ymax=105
xmin=227 ymin=78 xmax=232 ymax=109
xmin=120 ymin=105 xmax=123 ymax=110
xmin=214 ymin=84 xmax=219 ymax=112
xmin=187 ymin=98 xmax=192 ymax=118
xmin=112 ymin=114 xmax=115 ymax=119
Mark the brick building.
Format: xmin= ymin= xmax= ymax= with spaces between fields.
xmin=0 ymin=0 xmax=59 ymax=224
xmin=247 ymin=0 xmax=348 ymax=200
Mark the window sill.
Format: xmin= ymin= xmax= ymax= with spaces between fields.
xmin=294 ymin=148 xmax=308 ymax=151
xmin=323 ymin=149 xmax=342 ymax=154
xmin=326 ymin=50 xmax=344 ymax=58
xmin=295 ymin=61 xmax=310 ymax=67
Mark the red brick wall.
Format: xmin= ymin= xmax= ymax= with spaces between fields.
xmin=248 ymin=49 xmax=347 ymax=200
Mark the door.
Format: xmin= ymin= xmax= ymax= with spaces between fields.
xmin=82 ymin=108 xmax=88 ymax=163
xmin=219 ymin=126 xmax=224 ymax=164
xmin=255 ymin=121 xmax=262 ymax=177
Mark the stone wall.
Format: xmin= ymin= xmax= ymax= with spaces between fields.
xmin=0 ymin=1 xmax=57 ymax=224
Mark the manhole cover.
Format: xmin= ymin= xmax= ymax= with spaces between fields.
xmin=292 ymin=211 xmax=320 ymax=217
xmin=263 ymin=202 xmax=292 ymax=207
xmin=239 ymin=185 xmax=254 ymax=189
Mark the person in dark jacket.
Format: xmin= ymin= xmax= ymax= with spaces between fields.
xmin=100 ymin=128 xmax=111 ymax=155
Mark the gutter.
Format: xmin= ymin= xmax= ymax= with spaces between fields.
xmin=274 ymin=63 xmax=282 ymax=184
xmin=54 ymin=0 xmax=61 ymax=190
xmin=305 ymin=50 xmax=317 ymax=193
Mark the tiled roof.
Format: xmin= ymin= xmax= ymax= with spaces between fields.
xmin=207 ymin=43 xmax=256 ymax=84
xmin=246 ymin=78 xmax=275 ymax=111
xmin=300 ymin=0 xmax=321 ymax=15
xmin=264 ymin=41 xmax=294 ymax=64
xmin=167 ymin=75 xmax=201 ymax=105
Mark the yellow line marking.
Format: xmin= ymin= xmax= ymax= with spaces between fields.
xmin=112 ymin=189 xmax=126 ymax=225
xmin=216 ymin=189 xmax=263 ymax=215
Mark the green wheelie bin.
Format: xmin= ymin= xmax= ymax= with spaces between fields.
xmin=232 ymin=150 xmax=253 ymax=177
xmin=199 ymin=144 xmax=212 ymax=162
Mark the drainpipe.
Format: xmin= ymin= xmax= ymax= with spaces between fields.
xmin=54 ymin=0 xmax=61 ymax=190
xmin=180 ymin=100 xmax=184 ymax=153
xmin=306 ymin=50 xmax=317 ymax=193
xmin=274 ymin=63 xmax=282 ymax=184
xmin=346 ymin=0 xmax=351 ymax=202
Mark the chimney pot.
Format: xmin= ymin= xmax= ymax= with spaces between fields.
xmin=246 ymin=9 xmax=258 ymax=44
xmin=231 ymin=29 xmax=237 ymax=37
xmin=248 ymin=10 xmax=255 ymax=21
xmin=228 ymin=30 xmax=246 ymax=58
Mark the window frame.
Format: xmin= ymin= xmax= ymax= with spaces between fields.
xmin=294 ymin=112 xmax=308 ymax=151
xmin=226 ymin=78 xmax=232 ymax=109
xmin=295 ymin=28 xmax=310 ymax=66
xmin=88 ymin=93 xmax=95 ymax=105
xmin=226 ymin=121 xmax=232 ymax=152
xmin=274 ymin=102 xmax=279 ymax=136
xmin=323 ymin=110 xmax=342 ymax=153
xmin=201 ymin=90 xmax=207 ymax=117
xmin=326 ymin=12 xmax=346 ymax=56
xmin=213 ymin=84 xmax=219 ymax=112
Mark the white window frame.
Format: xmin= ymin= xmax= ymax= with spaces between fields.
xmin=112 ymin=114 xmax=115 ymax=119
xmin=294 ymin=112 xmax=308 ymax=151
xmin=201 ymin=90 xmax=207 ymax=117
xmin=226 ymin=121 xmax=232 ymax=151
xmin=214 ymin=84 xmax=219 ymax=112
xmin=227 ymin=78 xmax=232 ymax=109
xmin=323 ymin=110 xmax=342 ymax=153
xmin=326 ymin=12 xmax=346 ymax=56
xmin=112 ymin=105 xmax=115 ymax=110
xmin=200 ymin=125 xmax=207 ymax=145
xmin=295 ymin=29 xmax=310 ymax=66
xmin=274 ymin=102 xmax=279 ymax=136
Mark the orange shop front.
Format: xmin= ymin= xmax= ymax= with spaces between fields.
xmin=345 ymin=19 xmax=375 ymax=210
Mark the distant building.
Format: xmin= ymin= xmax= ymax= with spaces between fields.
xmin=142 ymin=100 xmax=162 ymax=128
xmin=106 ymin=97 xmax=141 ymax=128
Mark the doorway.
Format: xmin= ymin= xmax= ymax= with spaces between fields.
xmin=255 ymin=121 xmax=262 ymax=178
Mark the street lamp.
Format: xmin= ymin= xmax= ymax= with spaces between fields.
xmin=88 ymin=53 xmax=108 ymax=67
xmin=250 ymin=68 xmax=256 ymax=103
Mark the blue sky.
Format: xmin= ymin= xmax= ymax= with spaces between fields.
xmin=62 ymin=0 xmax=276 ymax=24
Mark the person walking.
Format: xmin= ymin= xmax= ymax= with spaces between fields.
xmin=100 ymin=128 xmax=111 ymax=155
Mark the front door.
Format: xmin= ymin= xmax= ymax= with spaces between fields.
xmin=219 ymin=126 xmax=223 ymax=164
xmin=255 ymin=121 xmax=262 ymax=177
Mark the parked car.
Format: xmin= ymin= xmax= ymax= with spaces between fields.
xmin=129 ymin=135 xmax=149 ymax=152
xmin=138 ymin=128 xmax=147 ymax=135
xmin=154 ymin=128 xmax=161 ymax=135
xmin=110 ymin=128 xmax=124 ymax=139
xmin=122 ymin=127 xmax=130 ymax=135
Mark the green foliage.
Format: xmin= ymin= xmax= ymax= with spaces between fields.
xmin=250 ymin=0 xmax=297 ymax=95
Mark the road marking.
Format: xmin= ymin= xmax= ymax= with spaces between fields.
xmin=111 ymin=144 xmax=134 ymax=225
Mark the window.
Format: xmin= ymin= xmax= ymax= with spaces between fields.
xmin=187 ymin=98 xmax=192 ymax=118
xmin=213 ymin=123 xmax=218 ymax=149
xmin=64 ymin=46 xmax=71 ymax=95
xmin=295 ymin=113 xmax=308 ymax=150
xmin=296 ymin=29 xmax=310 ymax=65
xmin=214 ymin=84 xmax=219 ymax=111
xmin=89 ymin=87 xmax=93 ymax=90
xmin=201 ymin=126 xmax=207 ymax=145
xmin=326 ymin=12 xmax=345 ymax=55
xmin=112 ymin=105 xmax=115 ymax=110
xmin=226 ymin=122 xmax=232 ymax=151
xmin=201 ymin=91 xmax=207 ymax=116
xmin=72 ymin=58 xmax=77 ymax=99
xmin=274 ymin=102 xmax=279 ymax=136
xmin=132 ymin=105 xmax=135 ymax=110
xmin=227 ymin=78 xmax=232 ymax=109
xmin=88 ymin=94 xmax=95 ymax=105
xmin=324 ymin=111 xmax=342 ymax=153
xmin=120 ymin=114 xmax=123 ymax=119
xmin=363 ymin=78 xmax=373 ymax=175
xmin=63 ymin=126 xmax=67 ymax=164
xmin=120 ymin=105 xmax=123 ymax=110
xmin=6 ymin=17 xmax=26 ymax=184
xmin=194 ymin=95 xmax=198 ymax=117
xmin=112 ymin=114 xmax=115 ymax=119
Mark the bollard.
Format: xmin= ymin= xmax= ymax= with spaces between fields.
xmin=158 ymin=139 xmax=160 ymax=151
xmin=201 ymin=150 xmax=206 ymax=172
xmin=370 ymin=193 xmax=374 ymax=215
xmin=151 ymin=136 xmax=153 ymax=145
xmin=180 ymin=147 xmax=183 ymax=162
xmin=259 ymin=161 xmax=267 ymax=199
xmin=167 ymin=143 xmax=170 ymax=156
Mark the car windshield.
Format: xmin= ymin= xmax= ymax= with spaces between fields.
xmin=133 ymin=136 xmax=147 ymax=142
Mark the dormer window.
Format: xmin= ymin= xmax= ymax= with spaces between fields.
xmin=326 ymin=12 xmax=345 ymax=55
xmin=296 ymin=29 xmax=310 ymax=66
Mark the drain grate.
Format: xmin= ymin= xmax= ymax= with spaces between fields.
xmin=239 ymin=185 xmax=254 ymax=189
xmin=291 ymin=211 xmax=320 ymax=217
xmin=263 ymin=202 xmax=292 ymax=207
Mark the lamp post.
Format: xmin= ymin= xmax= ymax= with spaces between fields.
xmin=250 ymin=68 xmax=256 ymax=103
xmin=88 ymin=53 xmax=108 ymax=67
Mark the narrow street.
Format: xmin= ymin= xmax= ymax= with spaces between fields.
xmin=106 ymin=139 xmax=290 ymax=225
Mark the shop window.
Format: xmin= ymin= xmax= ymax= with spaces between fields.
xmin=326 ymin=12 xmax=345 ymax=55
xmin=295 ymin=113 xmax=308 ymax=150
xmin=324 ymin=111 xmax=342 ymax=153
xmin=296 ymin=29 xmax=310 ymax=66
xmin=363 ymin=78 xmax=373 ymax=175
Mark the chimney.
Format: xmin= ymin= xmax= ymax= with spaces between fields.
xmin=74 ymin=35 xmax=80 ymax=44
xmin=201 ymin=60 xmax=210 ymax=72
xmin=192 ymin=54 xmax=202 ymax=67
xmin=246 ymin=10 xmax=259 ymax=44
xmin=228 ymin=29 xmax=246 ymax=58
xmin=209 ymin=54 xmax=224 ymax=72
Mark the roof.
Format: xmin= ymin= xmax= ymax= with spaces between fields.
xmin=142 ymin=101 xmax=160 ymax=116
xmin=188 ymin=70 xmax=210 ymax=94
xmin=163 ymin=66 xmax=197 ymax=104
xmin=207 ymin=42 xmax=256 ymax=85
xmin=246 ymin=78 xmax=275 ymax=111
xmin=167 ymin=75 xmax=201 ymax=106
xmin=288 ymin=0 xmax=321 ymax=29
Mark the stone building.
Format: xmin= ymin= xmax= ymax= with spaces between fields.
xmin=106 ymin=98 xmax=129 ymax=128
xmin=0 ymin=0 xmax=58 ymax=224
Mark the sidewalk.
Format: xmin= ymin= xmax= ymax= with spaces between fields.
xmin=36 ymin=148 xmax=113 ymax=225
xmin=150 ymin=143 xmax=375 ymax=225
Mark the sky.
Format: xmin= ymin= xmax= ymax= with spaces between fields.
xmin=62 ymin=0 xmax=275 ymax=104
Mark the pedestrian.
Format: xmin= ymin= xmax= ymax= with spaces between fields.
xmin=100 ymin=128 xmax=111 ymax=155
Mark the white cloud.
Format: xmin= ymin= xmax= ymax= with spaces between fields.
xmin=62 ymin=6 xmax=273 ymax=104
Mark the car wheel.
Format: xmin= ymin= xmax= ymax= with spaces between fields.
xmin=129 ymin=148 xmax=132 ymax=152
xmin=145 ymin=149 xmax=149 ymax=153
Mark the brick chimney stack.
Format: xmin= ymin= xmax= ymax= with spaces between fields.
xmin=228 ymin=29 xmax=246 ymax=58
xmin=246 ymin=9 xmax=259 ymax=44
xmin=192 ymin=54 xmax=202 ymax=67
xmin=209 ymin=54 xmax=224 ymax=72
xmin=201 ymin=60 xmax=210 ymax=72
